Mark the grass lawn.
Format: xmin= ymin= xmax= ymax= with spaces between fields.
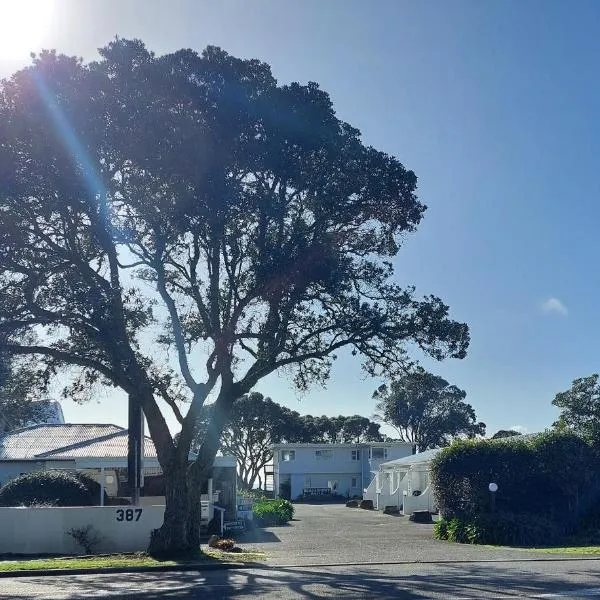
xmin=0 ymin=549 xmax=267 ymax=573
xmin=530 ymin=546 xmax=600 ymax=555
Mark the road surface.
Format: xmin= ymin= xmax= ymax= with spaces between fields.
xmin=3 ymin=560 xmax=600 ymax=599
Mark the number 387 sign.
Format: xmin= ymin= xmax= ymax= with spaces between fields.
xmin=115 ymin=508 xmax=143 ymax=522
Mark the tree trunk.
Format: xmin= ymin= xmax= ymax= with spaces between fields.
xmin=186 ymin=465 xmax=210 ymax=550
xmin=148 ymin=461 xmax=192 ymax=557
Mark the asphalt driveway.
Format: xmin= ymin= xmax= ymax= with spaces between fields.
xmin=237 ymin=503 xmax=555 ymax=566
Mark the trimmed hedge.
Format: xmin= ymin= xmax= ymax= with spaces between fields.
xmin=434 ymin=512 xmax=562 ymax=546
xmin=431 ymin=432 xmax=600 ymax=546
xmin=431 ymin=432 xmax=598 ymax=521
xmin=252 ymin=499 xmax=294 ymax=526
xmin=0 ymin=470 xmax=104 ymax=507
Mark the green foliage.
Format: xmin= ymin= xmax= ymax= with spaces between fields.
xmin=431 ymin=432 xmax=600 ymax=546
xmin=0 ymin=38 xmax=469 ymax=554
xmin=490 ymin=429 xmax=522 ymax=439
xmin=374 ymin=367 xmax=485 ymax=451
xmin=252 ymin=499 xmax=294 ymax=526
xmin=0 ymin=333 xmax=52 ymax=433
xmin=434 ymin=513 xmax=562 ymax=547
xmin=0 ymin=470 xmax=99 ymax=507
xmin=552 ymin=374 xmax=600 ymax=442
xmin=431 ymin=431 xmax=598 ymax=522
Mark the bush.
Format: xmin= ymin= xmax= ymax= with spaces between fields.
xmin=434 ymin=512 xmax=562 ymax=547
xmin=0 ymin=470 xmax=97 ymax=507
xmin=431 ymin=432 xmax=599 ymax=522
xmin=253 ymin=498 xmax=294 ymax=526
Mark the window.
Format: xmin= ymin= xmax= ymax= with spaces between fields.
xmin=281 ymin=450 xmax=295 ymax=462
xmin=315 ymin=449 xmax=333 ymax=460
xmin=351 ymin=449 xmax=361 ymax=461
xmin=351 ymin=477 xmax=358 ymax=488
xmin=371 ymin=447 xmax=388 ymax=460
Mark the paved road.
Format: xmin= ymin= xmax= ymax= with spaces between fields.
xmin=237 ymin=503 xmax=558 ymax=565
xmin=3 ymin=560 xmax=600 ymax=599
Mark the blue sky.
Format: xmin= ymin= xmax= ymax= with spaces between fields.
xmin=2 ymin=0 xmax=599 ymax=436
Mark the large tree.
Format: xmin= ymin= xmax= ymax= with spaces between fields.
xmin=552 ymin=374 xmax=600 ymax=442
xmin=194 ymin=392 xmax=306 ymax=490
xmin=0 ymin=40 xmax=469 ymax=555
xmin=374 ymin=368 xmax=484 ymax=451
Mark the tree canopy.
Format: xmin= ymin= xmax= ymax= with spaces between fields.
xmin=490 ymin=429 xmax=522 ymax=440
xmin=552 ymin=374 xmax=600 ymax=442
xmin=374 ymin=368 xmax=485 ymax=451
xmin=0 ymin=39 xmax=469 ymax=554
xmin=0 ymin=334 xmax=53 ymax=433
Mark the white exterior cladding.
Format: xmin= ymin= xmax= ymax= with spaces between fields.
xmin=272 ymin=442 xmax=413 ymax=500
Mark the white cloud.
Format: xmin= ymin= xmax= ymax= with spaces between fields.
xmin=509 ymin=425 xmax=529 ymax=434
xmin=541 ymin=297 xmax=568 ymax=316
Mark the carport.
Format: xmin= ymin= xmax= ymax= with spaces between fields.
xmin=363 ymin=448 xmax=441 ymax=514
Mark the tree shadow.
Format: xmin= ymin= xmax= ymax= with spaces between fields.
xmin=2 ymin=562 xmax=600 ymax=599
xmin=234 ymin=529 xmax=281 ymax=543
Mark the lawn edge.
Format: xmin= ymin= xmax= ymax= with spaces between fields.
xmin=0 ymin=559 xmax=267 ymax=578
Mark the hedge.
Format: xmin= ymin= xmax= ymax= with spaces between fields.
xmin=430 ymin=432 xmax=600 ymax=545
xmin=0 ymin=470 xmax=105 ymax=507
xmin=434 ymin=512 xmax=562 ymax=547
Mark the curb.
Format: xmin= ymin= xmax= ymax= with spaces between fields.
xmin=2 ymin=555 xmax=600 ymax=578
xmin=0 ymin=560 xmax=264 ymax=578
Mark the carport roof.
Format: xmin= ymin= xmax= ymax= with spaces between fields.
xmin=380 ymin=448 xmax=441 ymax=470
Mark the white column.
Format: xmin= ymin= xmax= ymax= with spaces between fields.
xmin=100 ymin=467 xmax=105 ymax=507
xmin=207 ymin=477 xmax=213 ymax=502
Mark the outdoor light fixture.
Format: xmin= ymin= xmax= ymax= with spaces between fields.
xmin=488 ymin=482 xmax=498 ymax=512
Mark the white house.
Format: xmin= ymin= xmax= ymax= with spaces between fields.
xmin=363 ymin=447 xmax=441 ymax=514
xmin=272 ymin=441 xmax=413 ymax=500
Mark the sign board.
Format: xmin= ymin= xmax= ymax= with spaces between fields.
xmin=236 ymin=497 xmax=254 ymax=520
xmin=224 ymin=519 xmax=246 ymax=532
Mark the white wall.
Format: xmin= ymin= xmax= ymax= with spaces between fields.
xmin=277 ymin=446 xmax=364 ymax=476
xmin=0 ymin=505 xmax=165 ymax=555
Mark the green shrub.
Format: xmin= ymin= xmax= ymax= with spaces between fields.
xmin=252 ymin=498 xmax=294 ymax=526
xmin=75 ymin=472 xmax=108 ymax=504
xmin=0 ymin=471 xmax=97 ymax=507
xmin=434 ymin=513 xmax=562 ymax=547
xmin=431 ymin=432 xmax=599 ymax=522
xmin=433 ymin=518 xmax=448 ymax=540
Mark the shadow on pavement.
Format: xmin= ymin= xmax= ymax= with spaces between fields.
xmin=2 ymin=562 xmax=600 ymax=599
xmin=235 ymin=529 xmax=281 ymax=543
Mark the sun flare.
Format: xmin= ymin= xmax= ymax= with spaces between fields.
xmin=0 ymin=0 xmax=56 ymax=59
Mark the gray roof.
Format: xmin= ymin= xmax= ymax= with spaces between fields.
xmin=380 ymin=448 xmax=442 ymax=470
xmin=37 ymin=431 xmax=158 ymax=459
xmin=0 ymin=424 xmax=125 ymax=460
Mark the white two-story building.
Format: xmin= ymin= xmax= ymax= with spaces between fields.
xmin=272 ymin=442 xmax=413 ymax=500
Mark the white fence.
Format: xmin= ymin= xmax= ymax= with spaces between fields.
xmin=0 ymin=506 xmax=165 ymax=555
